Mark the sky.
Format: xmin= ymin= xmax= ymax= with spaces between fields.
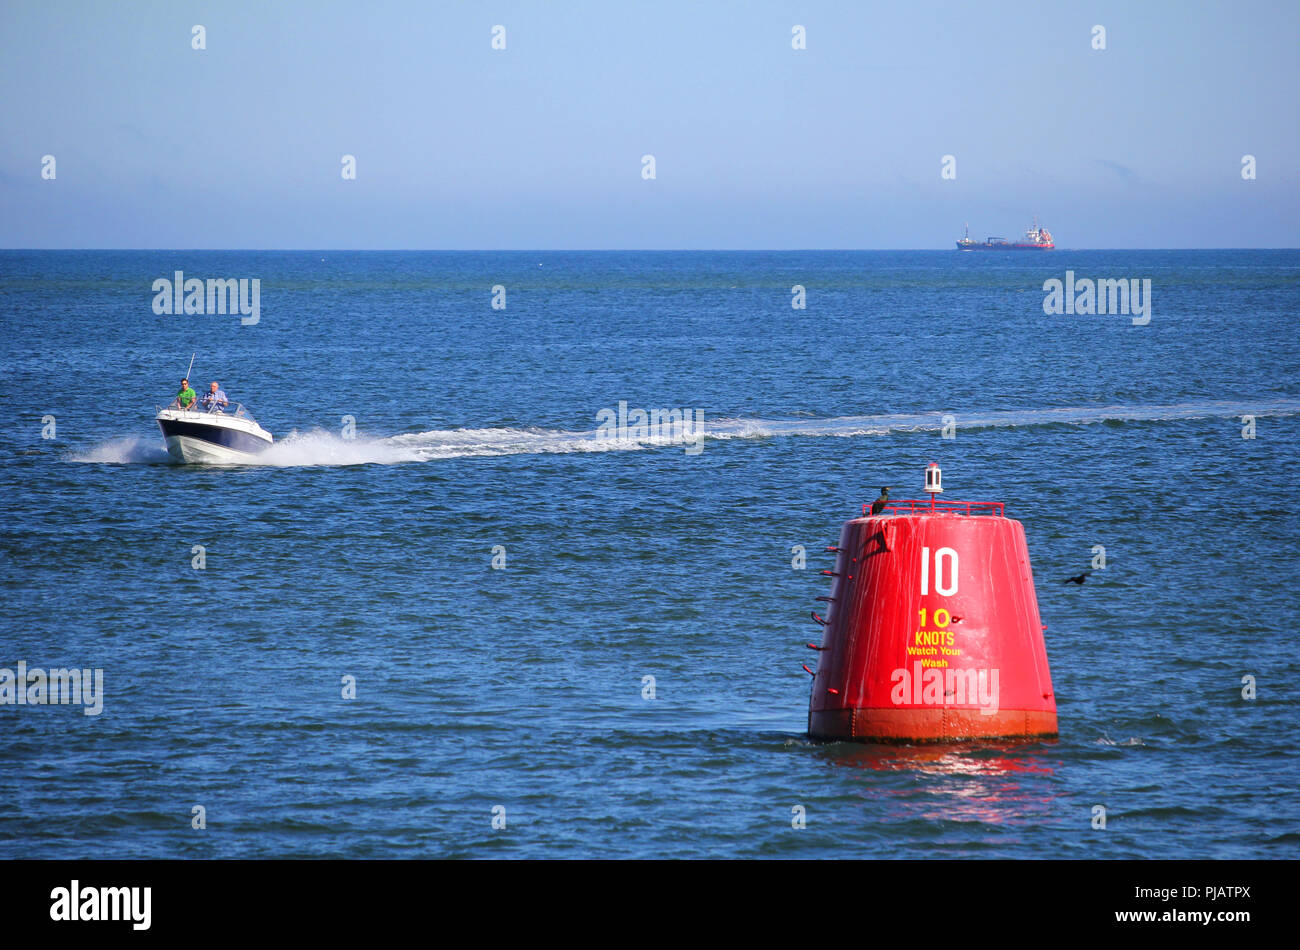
xmin=1 ymin=0 xmax=1297 ymax=249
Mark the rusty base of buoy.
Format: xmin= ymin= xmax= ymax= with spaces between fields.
xmin=809 ymin=707 xmax=1059 ymax=743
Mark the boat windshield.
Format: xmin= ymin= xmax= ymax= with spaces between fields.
xmin=161 ymin=400 xmax=257 ymax=422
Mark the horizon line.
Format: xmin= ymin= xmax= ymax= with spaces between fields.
xmin=3 ymin=247 xmax=1298 ymax=253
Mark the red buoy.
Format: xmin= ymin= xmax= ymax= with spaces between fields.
xmin=807 ymin=465 xmax=1057 ymax=742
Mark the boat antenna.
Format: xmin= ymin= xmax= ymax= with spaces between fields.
xmin=185 ymin=352 xmax=195 ymax=381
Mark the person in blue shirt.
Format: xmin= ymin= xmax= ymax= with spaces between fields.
xmin=201 ymin=381 xmax=228 ymax=411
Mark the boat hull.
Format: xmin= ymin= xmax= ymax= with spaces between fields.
xmin=156 ymin=410 xmax=273 ymax=464
xmin=957 ymin=242 xmax=1054 ymax=250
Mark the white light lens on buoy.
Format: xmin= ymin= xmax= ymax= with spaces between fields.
xmin=925 ymin=463 xmax=943 ymax=494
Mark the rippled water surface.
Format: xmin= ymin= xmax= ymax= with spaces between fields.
xmin=1 ymin=250 xmax=1298 ymax=858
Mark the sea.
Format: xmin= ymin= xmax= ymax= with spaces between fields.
xmin=1 ymin=249 xmax=1297 ymax=858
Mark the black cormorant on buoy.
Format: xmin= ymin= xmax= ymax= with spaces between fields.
xmin=870 ymin=487 xmax=890 ymax=516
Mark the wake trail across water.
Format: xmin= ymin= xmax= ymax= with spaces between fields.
xmin=389 ymin=398 xmax=1300 ymax=461
xmin=68 ymin=399 xmax=1300 ymax=467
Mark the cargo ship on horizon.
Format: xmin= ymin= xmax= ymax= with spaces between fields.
xmin=957 ymin=218 xmax=1054 ymax=250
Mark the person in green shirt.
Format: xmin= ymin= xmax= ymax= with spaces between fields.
xmin=174 ymin=378 xmax=197 ymax=410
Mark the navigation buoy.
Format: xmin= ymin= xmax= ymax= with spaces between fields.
xmin=806 ymin=465 xmax=1057 ymax=742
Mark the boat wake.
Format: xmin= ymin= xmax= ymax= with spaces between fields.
xmin=68 ymin=436 xmax=172 ymax=465
xmin=68 ymin=398 xmax=1300 ymax=467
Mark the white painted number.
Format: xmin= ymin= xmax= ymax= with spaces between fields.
xmin=920 ymin=547 xmax=958 ymax=596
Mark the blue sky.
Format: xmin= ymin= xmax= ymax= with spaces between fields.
xmin=1 ymin=0 xmax=1296 ymax=248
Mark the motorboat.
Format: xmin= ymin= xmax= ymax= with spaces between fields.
xmin=155 ymin=401 xmax=274 ymax=463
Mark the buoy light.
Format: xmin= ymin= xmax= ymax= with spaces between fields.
xmin=925 ymin=462 xmax=943 ymax=494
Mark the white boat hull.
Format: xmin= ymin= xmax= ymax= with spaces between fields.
xmin=162 ymin=433 xmax=266 ymax=464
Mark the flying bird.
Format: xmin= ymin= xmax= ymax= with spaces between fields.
xmin=1063 ymin=572 xmax=1092 ymax=585
xmin=870 ymin=487 xmax=890 ymax=516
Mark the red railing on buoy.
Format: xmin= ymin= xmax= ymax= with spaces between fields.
xmin=864 ymin=499 xmax=1005 ymax=517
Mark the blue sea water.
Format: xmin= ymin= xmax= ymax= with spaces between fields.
xmin=1 ymin=249 xmax=1298 ymax=858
